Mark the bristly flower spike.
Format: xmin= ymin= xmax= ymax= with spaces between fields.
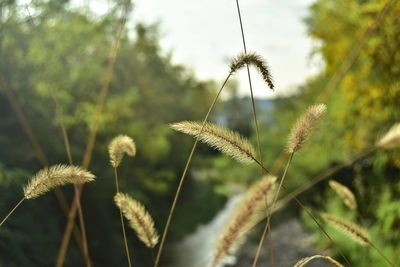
xmin=287 ymin=104 xmax=327 ymax=153
xmin=229 ymin=52 xmax=274 ymax=90
xmin=108 ymin=135 xmax=136 ymax=168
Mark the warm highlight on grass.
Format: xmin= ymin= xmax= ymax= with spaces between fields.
xmin=287 ymin=104 xmax=327 ymax=153
xmin=114 ymin=193 xmax=159 ymax=248
xmin=210 ymin=175 xmax=276 ymax=267
xmin=170 ymin=121 xmax=256 ymax=164
xmin=24 ymin=165 xmax=95 ymax=199
xmin=294 ymin=255 xmax=344 ymax=267
xmin=322 ymin=213 xmax=370 ymax=246
xmin=376 ymin=123 xmax=400 ymax=149
xmin=108 ymin=135 xmax=137 ymax=168
xmin=329 ymin=180 xmax=357 ymax=210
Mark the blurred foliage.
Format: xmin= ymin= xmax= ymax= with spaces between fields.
xmin=0 ymin=0 xmax=399 ymax=266
xmin=0 ymin=0 xmax=226 ymax=266
xmin=296 ymin=0 xmax=400 ymax=266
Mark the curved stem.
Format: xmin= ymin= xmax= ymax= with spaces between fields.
xmin=0 ymin=197 xmax=25 ymax=227
xmin=114 ymin=167 xmax=133 ymax=267
xmin=153 ymin=73 xmax=232 ymax=267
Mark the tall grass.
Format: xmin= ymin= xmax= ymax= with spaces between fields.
xmin=0 ymin=0 xmax=398 ymax=266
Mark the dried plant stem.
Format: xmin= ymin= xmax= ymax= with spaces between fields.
xmin=234 ymin=1 xmax=275 ymax=265
xmin=56 ymin=103 xmax=92 ymax=267
xmin=275 ymin=148 xmax=376 ymax=212
xmin=0 ymin=77 xmax=88 ymax=260
xmin=251 ymin=153 xmax=293 ymax=267
xmin=74 ymin=186 xmax=91 ymax=267
xmin=153 ymin=73 xmax=231 ymax=267
xmin=0 ymin=197 xmax=25 ymax=227
xmin=114 ymin=168 xmax=133 ymax=267
xmin=58 ymin=0 xmax=130 ymax=263
xmin=253 ymin=160 xmax=352 ymax=267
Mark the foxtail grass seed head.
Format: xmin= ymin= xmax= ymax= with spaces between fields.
xmin=294 ymin=255 xmax=344 ymax=267
xmin=229 ymin=52 xmax=274 ymax=90
xmin=376 ymin=123 xmax=400 ymax=149
xmin=170 ymin=121 xmax=256 ymax=164
xmin=108 ymin=135 xmax=136 ymax=168
xmin=329 ymin=180 xmax=357 ymax=210
xmin=322 ymin=213 xmax=370 ymax=246
xmin=114 ymin=193 xmax=159 ymax=248
xmin=24 ymin=165 xmax=95 ymax=199
xmin=211 ymin=175 xmax=276 ymax=267
xmin=287 ymin=104 xmax=327 ymax=153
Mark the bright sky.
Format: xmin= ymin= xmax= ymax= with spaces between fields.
xmin=132 ymin=0 xmax=320 ymax=98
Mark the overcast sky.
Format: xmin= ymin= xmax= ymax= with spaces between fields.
xmin=66 ymin=0 xmax=320 ymax=98
xmin=131 ymin=0 xmax=321 ymax=98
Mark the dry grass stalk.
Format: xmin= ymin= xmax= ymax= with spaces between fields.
xmin=322 ymin=213 xmax=370 ymax=246
xmin=294 ymin=255 xmax=344 ymax=267
xmin=24 ymin=165 xmax=95 ymax=199
xmin=329 ymin=180 xmax=357 ymax=210
xmin=376 ymin=123 xmax=400 ymax=149
xmin=108 ymin=135 xmax=136 ymax=168
xmin=211 ymin=175 xmax=277 ymax=267
xmin=287 ymin=104 xmax=327 ymax=153
xmin=229 ymin=52 xmax=274 ymax=90
xmin=170 ymin=121 xmax=256 ymax=164
xmin=114 ymin=193 xmax=159 ymax=248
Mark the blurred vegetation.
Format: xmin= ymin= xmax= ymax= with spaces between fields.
xmin=0 ymin=0 xmax=399 ymax=266
xmin=0 ymin=0 xmax=226 ymax=266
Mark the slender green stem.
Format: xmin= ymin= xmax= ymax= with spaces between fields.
xmin=369 ymin=242 xmax=395 ymax=267
xmin=0 ymin=197 xmax=25 ymax=227
xmin=153 ymin=73 xmax=232 ymax=267
xmin=114 ymin=167 xmax=133 ymax=267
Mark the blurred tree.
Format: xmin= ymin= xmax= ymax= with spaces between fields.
xmin=0 ymin=0 xmax=225 ymax=266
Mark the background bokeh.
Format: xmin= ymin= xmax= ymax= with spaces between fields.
xmin=0 ymin=0 xmax=399 ymax=266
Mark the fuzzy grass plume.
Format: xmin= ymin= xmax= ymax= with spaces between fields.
xmin=114 ymin=193 xmax=159 ymax=248
xmin=24 ymin=165 xmax=95 ymax=199
xmin=287 ymin=104 xmax=327 ymax=153
xmin=229 ymin=52 xmax=274 ymax=90
xmin=376 ymin=123 xmax=400 ymax=149
xmin=108 ymin=135 xmax=136 ymax=168
xmin=294 ymin=255 xmax=344 ymax=267
xmin=170 ymin=121 xmax=256 ymax=164
xmin=210 ymin=175 xmax=276 ymax=267
xmin=322 ymin=213 xmax=370 ymax=246
xmin=329 ymin=180 xmax=357 ymax=210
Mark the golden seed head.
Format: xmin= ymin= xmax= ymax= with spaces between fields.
xmin=108 ymin=135 xmax=136 ymax=168
xmin=24 ymin=165 xmax=95 ymax=199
